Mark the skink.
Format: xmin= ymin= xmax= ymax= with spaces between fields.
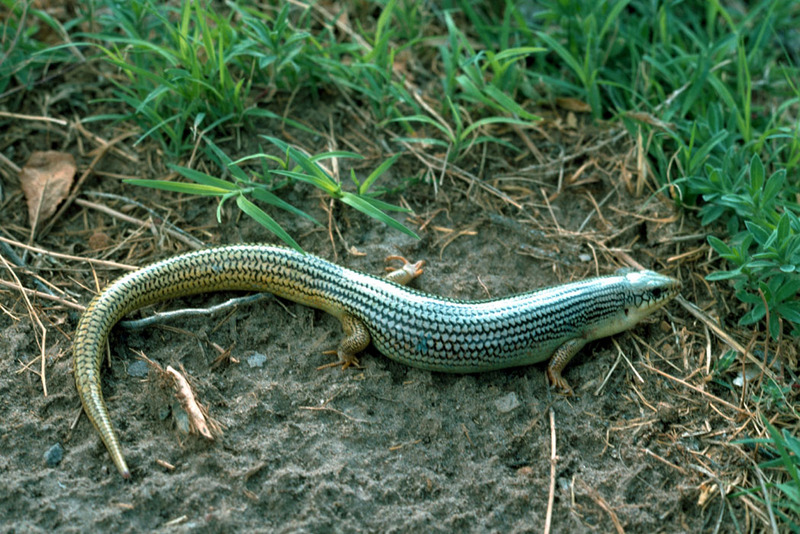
xmin=73 ymin=244 xmax=681 ymax=479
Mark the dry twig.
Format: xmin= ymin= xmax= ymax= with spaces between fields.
xmin=0 ymin=254 xmax=48 ymax=396
xmin=166 ymin=365 xmax=216 ymax=440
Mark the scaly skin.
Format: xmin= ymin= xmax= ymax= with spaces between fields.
xmin=73 ymin=244 xmax=680 ymax=478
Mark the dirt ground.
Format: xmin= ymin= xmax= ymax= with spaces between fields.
xmin=1 ymin=90 xmax=765 ymax=532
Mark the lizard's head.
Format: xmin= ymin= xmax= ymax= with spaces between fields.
xmin=623 ymin=270 xmax=681 ymax=324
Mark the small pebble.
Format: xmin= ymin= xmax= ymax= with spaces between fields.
xmin=247 ymin=352 xmax=267 ymax=368
xmin=494 ymin=392 xmax=521 ymax=413
xmin=172 ymin=402 xmax=192 ymax=435
xmin=44 ymin=443 xmax=64 ymax=467
xmin=127 ymin=360 xmax=149 ymax=377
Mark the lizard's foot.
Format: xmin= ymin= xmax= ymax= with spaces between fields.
xmin=317 ymin=349 xmax=361 ymax=371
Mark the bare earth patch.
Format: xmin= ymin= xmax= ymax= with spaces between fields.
xmin=0 ymin=82 xmax=781 ymax=533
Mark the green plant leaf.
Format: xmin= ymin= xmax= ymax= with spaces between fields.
xmin=340 ymin=193 xmax=418 ymax=239
xmin=739 ymin=303 xmax=766 ymax=325
xmin=763 ymin=417 xmax=800 ymax=487
xmin=125 ymin=179 xmax=231 ymax=196
xmin=357 ymin=194 xmax=411 ymax=213
xmin=708 ymin=235 xmax=732 ymax=257
xmin=391 ymin=114 xmax=455 ymax=142
xmin=536 ymin=31 xmax=586 ymax=86
xmin=706 ymin=269 xmax=742 ymax=281
xmin=393 ymin=137 xmax=450 ymax=148
xmin=236 ymin=195 xmax=302 ymax=252
xmin=598 ymin=0 xmax=632 ymax=38
xmin=203 ymin=140 xmax=251 ymax=182
xmin=359 ymin=153 xmax=401 ymax=194
xmin=745 ymin=221 xmax=773 ymax=247
xmin=167 ymin=164 xmax=238 ymax=190
xmin=261 ymin=136 xmax=341 ymax=194
xmin=777 ymin=212 xmax=791 ymax=243
xmin=777 ymin=302 xmax=800 ymax=324
xmin=250 ymin=188 xmax=320 ymax=226
xmin=493 ymin=47 xmax=546 ymax=63
xmin=763 ymin=170 xmax=786 ymax=205
xmin=311 ymin=151 xmax=364 ymax=162
xmin=482 ymin=85 xmax=541 ymax=120
xmin=271 ymin=170 xmax=342 ymax=196
xmin=749 ymin=153 xmax=765 ymax=192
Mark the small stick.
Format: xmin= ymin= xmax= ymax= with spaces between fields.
xmin=165 ymin=365 xmax=214 ymax=439
xmin=163 ymin=516 xmax=188 ymax=527
xmin=579 ymin=480 xmax=625 ymax=534
xmin=120 ymin=293 xmax=272 ymax=330
xmin=156 ymin=459 xmax=175 ymax=471
xmin=0 ymin=254 xmax=48 ymax=396
xmin=642 ymin=447 xmax=687 ymax=475
xmin=85 ymin=191 xmax=205 ymax=247
xmin=0 ymin=235 xmax=135 ymax=270
xmin=540 ymin=188 xmax=563 ymax=233
xmin=640 ymin=362 xmax=750 ymax=415
xmin=75 ymin=198 xmax=204 ymax=250
xmin=676 ymin=296 xmax=777 ymax=381
xmin=544 ymin=408 xmax=557 ymax=534
xmin=596 ymin=345 xmax=623 ymax=396
xmin=0 ymin=279 xmax=84 ymax=311
xmin=0 ymin=111 xmax=68 ymax=126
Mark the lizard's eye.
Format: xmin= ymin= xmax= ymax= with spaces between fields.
xmin=651 ymin=287 xmax=662 ymax=299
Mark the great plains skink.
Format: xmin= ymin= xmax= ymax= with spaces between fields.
xmin=73 ymin=244 xmax=680 ymax=479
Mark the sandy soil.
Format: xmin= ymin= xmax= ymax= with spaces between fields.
xmin=0 ymin=158 xmax=727 ymax=533
xmin=12 ymin=37 xmax=775 ymax=526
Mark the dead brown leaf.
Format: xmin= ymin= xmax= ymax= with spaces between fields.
xmin=19 ymin=151 xmax=76 ymax=230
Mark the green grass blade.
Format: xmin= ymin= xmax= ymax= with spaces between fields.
xmin=390 ymin=115 xmax=454 ymax=141
xmin=536 ymin=31 xmax=587 ymax=86
xmin=236 ymin=195 xmax=302 ymax=252
xmin=340 ymin=193 xmax=418 ymax=239
xmin=250 ymin=188 xmax=321 ymax=226
xmin=261 ymin=136 xmax=340 ymax=193
xmin=359 ymin=153 xmax=401 ymax=194
xmin=167 ymin=164 xmax=238 ymax=190
xmin=124 ymin=179 xmax=230 ymax=196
